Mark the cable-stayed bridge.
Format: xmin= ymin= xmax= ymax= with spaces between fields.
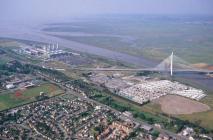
xmin=74 ymin=52 xmax=213 ymax=76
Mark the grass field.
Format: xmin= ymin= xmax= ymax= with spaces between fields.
xmin=140 ymin=98 xmax=213 ymax=131
xmin=0 ymin=39 xmax=41 ymax=64
xmin=0 ymin=83 xmax=64 ymax=111
xmin=140 ymin=90 xmax=213 ymax=130
xmin=169 ymin=77 xmax=213 ymax=130
xmin=92 ymin=89 xmax=170 ymax=122
xmin=0 ymin=55 xmax=12 ymax=65
xmin=178 ymin=94 xmax=213 ymax=130
xmin=142 ymin=92 xmax=213 ymax=130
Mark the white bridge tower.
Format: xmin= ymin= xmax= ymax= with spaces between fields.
xmin=170 ymin=52 xmax=173 ymax=76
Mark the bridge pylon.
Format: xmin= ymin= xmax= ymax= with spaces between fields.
xmin=170 ymin=52 xmax=173 ymax=76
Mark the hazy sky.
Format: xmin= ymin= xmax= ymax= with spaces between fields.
xmin=1 ymin=0 xmax=213 ymax=22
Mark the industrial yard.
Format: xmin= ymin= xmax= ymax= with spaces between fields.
xmin=1 ymin=1 xmax=213 ymax=139
xmin=89 ymin=72 xmax=206 ymax=105
xmin=118 ymin=80 xmax=206 ymax=104
xmin=15 ymin=43 xmax=80 ymax=59
xmin=0 ymin=38 xmax=213 ymax=139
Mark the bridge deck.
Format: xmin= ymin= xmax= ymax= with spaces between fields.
xmin=72 ymin=68 xmax=213 ymax=73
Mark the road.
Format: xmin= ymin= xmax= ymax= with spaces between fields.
xmin=66 ymin=89 xmax=187 ymax=140
xmin=40 ymin=73 xmax=188 ymax=140
xmin=37 ymin=70 xmax=189 ymax=139
xmin=71 ymin=67 xmax=213 ymax=73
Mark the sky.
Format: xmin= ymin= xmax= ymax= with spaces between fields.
xmin=1 ymin=0 xmax=213 ymax=23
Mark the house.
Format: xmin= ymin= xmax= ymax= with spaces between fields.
xmin=6 ymin=84 xmax=15 ymax=89
xmin=141 ymin=124 xmax=153 ymax=132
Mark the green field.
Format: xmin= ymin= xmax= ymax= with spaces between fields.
xmin=0 ymin=83 xmax=64 ymax=111
xmin=0 ymin=40 xmax=41 ymax=64
xmin=140 ymin=92 xmax=213 ymax=130
xmin=177 ymin=94 xmax=213 ymax=130
xmin=0 ymin=55 xmax=12 ymax=65
xmin=141 ymin=98 xmax=213 ymax=131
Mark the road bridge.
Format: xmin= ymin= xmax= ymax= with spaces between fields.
xmin=72 ymin=52 xmax=213 ymax=75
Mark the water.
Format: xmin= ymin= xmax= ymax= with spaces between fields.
xmin=174 ymin=72 xmax=213 ymax=92
xmin=0 ymin=24 xmax=212 ymax=90
xmin=0 ymin=24 xmax=156 ymax=67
